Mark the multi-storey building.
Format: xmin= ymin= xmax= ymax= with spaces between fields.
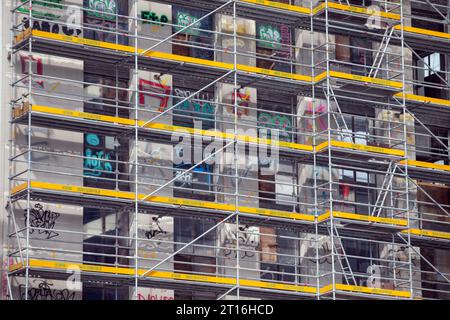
xmin=0 ymin=0 xmax=449 ymax=300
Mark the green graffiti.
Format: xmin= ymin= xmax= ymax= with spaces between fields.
xmin=258 ymin=112 xmax=292 ymax=141
xmin=175 ymin=11 xmax=202 ymax=36
xmin=258 ymin=24 xmax=282 ymax=50
xmin=18 ymin=0 xmax=63 ymax=19
xmin=86 ymin=0 xmax=117 ymax=21
xmin=141 ymin=11 xmax=169 ymax=26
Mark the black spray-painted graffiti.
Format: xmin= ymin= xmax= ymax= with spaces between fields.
xmin=22 ymin=17 xmax=82 ymax=37
xmin=308 ymin=240 xmax=334 ymax=265
xmin=260 ymin=265 xmax=295 ymax=283
xmin=385 ymin=246 xmax=419 ymax=277
xmin=223 ymin=225 xmax=259 ymax=259
xmin=24 ymin=203 xmax=60 ymax=240
xmin=19 ymin=280 xmax=75 ymax=300
xmin=139 ymin=217 xmax=172 ymax=251
xmin=144 ymin=217 xmax=169 ymax=240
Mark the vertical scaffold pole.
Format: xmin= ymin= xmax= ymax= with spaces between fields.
xmin=399 ymin=0 xmax=414 ymax=300
xmin=324 ymin=0 xmax=337 ymax=301
xmin=232 ymin=0 xmax=240 ymax=300
xmin=133 ymin=0 xmax=139 ymax=301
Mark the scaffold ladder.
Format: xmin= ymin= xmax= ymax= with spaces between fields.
xmin=371 ymin=161 xmax=398 ymax=217
xmin=331 ymin=226 xmax=357 ymax=286
xmin=368 ymin=27 xmax=394 ymax=79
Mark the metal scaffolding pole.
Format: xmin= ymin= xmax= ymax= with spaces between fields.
xmin=4 ymin=0 xmax=450 ymax=301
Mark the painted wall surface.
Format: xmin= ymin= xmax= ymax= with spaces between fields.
xmin=130 ymin=70 xmax=173 ymax=125
xmin=379 ymin=244 xmax=422 ymax=297
xmin=17 ymin=0 xmax=83 ymax=38
xmin=131 ymin=213 xmax=173 ymax=272
xmin=298 ymin=233 xmax=343 ymax=287
xmin=129 ymin=0 xmax=172 ymax=53
xmin=259 ymin=228 xmax=297 ymax=285
xmin=256 ymin=22 xmax=292 ymax=72
xmin=12 ymin=51 xmax=84 ymax=184
xmin=11 ymin=201 xmax=83 ymax=264
xmin=13 ymin=125 xmax=83 ymax=186
xmin=14 ymin=51 xmax=84 ymax=111
xmin=374 ymin=109 xmax=415 ymax=159
xmin=83 ymin=0 xmax=128 ymax=44
xmin=216 ymin=82 xmax=257 ymax=136
xmin=216 ymin=83 xmax=259 ymax=208
xmin=173 ymin=86 xmax=215 ymax=129
xmin=217 ymin=223 xmax=260 ymax=280
xmin=275 ymin=162 xmax=295 ymax=206
xmin=172 ymin=6 xmax=213 ymax=60
xmin=11 ymin=277 xmax=82 ymax=300
xmin=295 ymin=30 xmax=328 ymax=76
xmin=216 ymin=14 xmax=256 ymax=66
xmin=133 ymin=287 xmax=174 ymax=300
xmin=297 ymin=96 xmax=333 ymax=145
xmin=130 ymin=141 xmax=173 ymax=197
xmin=378 ymin=43 xmax=413 ymax=92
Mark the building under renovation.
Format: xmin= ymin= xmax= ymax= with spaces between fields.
xmin=0 ymin=0 xmax=449 ymax=300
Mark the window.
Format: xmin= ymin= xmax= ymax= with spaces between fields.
xmin=424 ymin=53 xmax=442 ymax=78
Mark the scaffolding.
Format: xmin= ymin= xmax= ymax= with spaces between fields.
xmin=3 ymin=0 xmax=450 ymax=300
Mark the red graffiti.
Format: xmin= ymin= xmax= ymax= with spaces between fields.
xmin=139 ymin=78 xmax=171 ymax=112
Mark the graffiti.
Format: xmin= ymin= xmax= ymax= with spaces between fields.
xmin=174 ymin=169 xmax=193 ymax=188
xmin=308 ymin=240 xmax=334 ymax=265
xmin=86 ymin=0 xmax=117 ymax=21
xmin=18 ymin=0 xmax=63 ymax=19
xmin=139 ymin=78 xmax=171 ymax=112
xmin=137 ymin=293 xmax=174 ymax=300
xmin=260 ymin=264 xmax=295 ymax=283
xmin=144 ymin=217 xmax=169 ymax=240
xmin=84 ymin=133 xmax=114 ymax=177
xmin=84 ymin=148 xmax=113 ymax=176
xmin=139 ymin=216 xmax=172 ymax=252
xmin=19 ymin=280 xmax=76 ymax=300
xmin=174 ymin=88 xmax=215 ymax=120
xmin=223 ymin=225 xmax=259 ymax=259
xmin=141 ymin=11 xmax=169 ymax=26
xmin=382 ymin=246 xmax=420 ymax=277
xmin=22 ymin=17 xmax=82 ymax=37
xmin=84 ymin=18 xmax=126 ymax=44
xmin=173 ymin=144 xmax=213 ymax=189
xmin=225 ymin=91 xmax=251 ymax=118
xmin=24 ymin=203 xmax=60 ymax=240
xmin=20 ymin=54 xmax=44 ymax=88
xmin=224 ymin=161 xmax=254 ymax=188
xmin=174 ymin=11 xmax=202 ymax=36
xmin=257 ymin=24 xmax=282 ymax=50
xmin=25 ymin=0 xmax=63 ymax=9
xmin=258 ymin=112 xmax=292 ymax=142
xmin=174 ymin=164 xmax=212 ymax=189
xmin=222 ymin=38 xmax=247 ymax=51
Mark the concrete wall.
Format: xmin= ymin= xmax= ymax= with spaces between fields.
xmin=11 ymin=201 xmax=83 ymax=264
xmin=129 ymin=0 xmax=172 ymax=53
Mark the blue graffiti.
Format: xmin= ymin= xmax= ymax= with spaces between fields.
xmin=86 ymin=133 xmax=100 ymax=146
xmin=84 ymin=133 xmax=114 ymax=177
xmin=84 ymin=148 xmax=114 ymax=177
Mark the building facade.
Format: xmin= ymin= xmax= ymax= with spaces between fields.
xmin=1 ymin=0 xmax=450 ymax=300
